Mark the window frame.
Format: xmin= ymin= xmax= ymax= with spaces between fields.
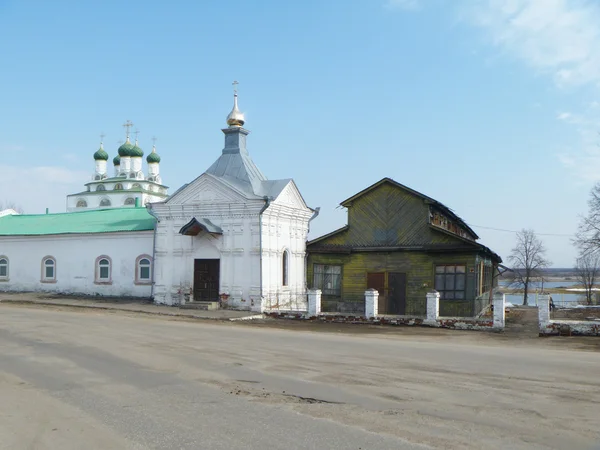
xmin=95 ymin=255 xmax=112 ymax=285
xmin=41 ymin=256 xmax=57 ymax=283
xmin=99 ymin=198 xmax=111 ymax=207
xmin=282 ymin=250 xmax=289 ymax=287
xmin=96 ymin=185 xmax=106 ymax=191
xmin=135 ymin=254 xmax=152 ymax=285
xmin=76 ymin=199 xmax=87 ymax=208
xmin=434 ymin=264 xmax=467 ymax=301
xmin=0 ymin=256 xmax=9 ymax=281
xmin=124 ymin=197 xmax=135 ymax=205
xmin=313 ymin=264 xmax=343 ymax=297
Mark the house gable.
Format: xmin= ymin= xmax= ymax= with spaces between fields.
xmin=309 ymin=178 xmax=475 ymax=249
xmin=166 ymin=173 xmax=249 ymax=206
xmin=271 ymin=180 xmax=311 ymax=212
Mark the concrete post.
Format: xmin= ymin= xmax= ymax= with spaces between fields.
xmin=365 ymin=289 xmax=379 ymax=318
xmin=493 ymin=292 xmax=505 ymax=329
xmin=425 ymin=290 xmax=440 ymax=324
xmin=538 ymin=294 xmax=551 ymax=330
xmin=307 ymin=289 xmax=322 ymax=316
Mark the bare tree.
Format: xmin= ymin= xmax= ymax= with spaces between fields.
xmin=576 ymin=182 xmax=600 ymax=255
xmin=508 ymin=229 xmax=551 ymax=306
xmin=0 ymin=202 xmax=23 ymax=214
xmin=575 ymin=251 xmax=600 ymax=305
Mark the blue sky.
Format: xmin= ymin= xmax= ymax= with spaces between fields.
xmin=1 ymin=0 xmax=599 ymax=267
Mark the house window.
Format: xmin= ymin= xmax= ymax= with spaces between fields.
xmin=96 ymin=185 xmax=106 ymax=191
xmin=76 ymin=199 xmax=87 ymax=208
xmin=434 ymin=265 xmax=466 ymax=300
xmin=313 ymin=264 xmax=342 ymax=296
xmin=282 ymin=250 xmax=289 ymax=286
xmin=99 ymin=198 xmax=111 ymax=207
xmin=0 ymin=256 xmax=8 ymax=280
xmin=41 ymin=256 xmax=56 ymax=282
xmin=135 ymin=255 xmax=152 ymax=284
xmin=124 ymin=197 xmax=135 ymax=205
xmin=95 ymin=256 xmax=112 ymax=284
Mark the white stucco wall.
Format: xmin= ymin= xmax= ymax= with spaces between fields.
xmin=151 ymin=174 xmax=314 ymax=312
xmin=0 ymin=231 xmax=154 ymax=297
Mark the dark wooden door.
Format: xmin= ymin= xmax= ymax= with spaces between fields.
xmin=193 ymin=259 xmax=220 ymax=302
xmin=367 ymin=272 xmax=386 ymax=314
xmin=388 ymin=272 xmax=407 ymax=315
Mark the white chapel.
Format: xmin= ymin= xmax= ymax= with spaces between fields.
xmin=149 ymin=90 xmax=316 ymax=312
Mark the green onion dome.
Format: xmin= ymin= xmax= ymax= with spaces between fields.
xmin=113 ymin=155 xmax=121 ymax=166
xmin=93 ymin=143 xmax=109 ymax=161
xmin=130 ymin=139 xmax=144 ymax=158
xmin=146 ymin=145 xmax=161 ymax=163
xmin=118 ymin=137 xmax=135 ymax=157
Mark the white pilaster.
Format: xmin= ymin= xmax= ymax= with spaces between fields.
xmin=425 ymin=290 xmax=440 ymax=324
xmin=365 ymin=288 xmax=379 ymax=318
xmin=493 ymin=292 xmax=505 ymax=329
xmin=307 ymin=289 xmax=321 ymax=316
xmin=538 ymin=294 xmax=551 ymax=330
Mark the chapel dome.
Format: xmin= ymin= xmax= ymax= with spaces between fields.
xmin=118 ymin=138 xmax=134 ymax=157
xmin=93 ymin=144 xmax=109 ymax=161
xmin=113 ymin=155 xmax=121 ymax=166
xmin=130 ymin=140 xmax=144 ymax=158
xmin=146 ymin=145 xmax=161 ymax=163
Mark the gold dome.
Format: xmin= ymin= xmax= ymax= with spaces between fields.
xmin=226 ymin=93 xmax=245 ymax=127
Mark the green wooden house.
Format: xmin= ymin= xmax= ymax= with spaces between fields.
xmin=306 ymin=178 xmax=502 ymax=317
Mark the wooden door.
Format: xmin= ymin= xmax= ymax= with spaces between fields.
xmin=193 ymin=259 xmax=220 ymax=302
xmin=367 ymin=272 xmax=386 ymax=314
xmin=388 ymin=272 xmax=407 ymax=315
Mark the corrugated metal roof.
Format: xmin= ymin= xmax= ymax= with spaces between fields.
xmin=0 ymin=208 xmax=156 ymax=236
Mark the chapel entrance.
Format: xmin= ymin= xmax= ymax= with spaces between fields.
xmin=367 ymin=271 xmax=406 ymax=315
xmin=193 ymin=259 xmax=220 ymax=302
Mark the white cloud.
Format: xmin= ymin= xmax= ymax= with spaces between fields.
xmin=463 ymin=0 xmax=600 ymax=88
xmin=0 ymin=165 xmax=88 ymax=214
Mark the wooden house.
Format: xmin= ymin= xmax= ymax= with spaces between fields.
xmin=306 ymin=178 xmax=502 ymax=317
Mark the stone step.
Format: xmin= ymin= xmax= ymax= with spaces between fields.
xmin=180 ymin=301 xmax=219 ymax=311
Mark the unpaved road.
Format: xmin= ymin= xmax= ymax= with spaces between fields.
xmin=1 ymin=305 xmax=599 ymax=449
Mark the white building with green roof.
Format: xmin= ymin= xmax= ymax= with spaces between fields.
xmin=0 ymin=207 xmax=156 ymax=297
xmin=66 ymin=130 xmax=169 ymax=211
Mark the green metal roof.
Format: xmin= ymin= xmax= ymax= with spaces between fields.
xmin=0 ymin=207 xmax=156 ymax=236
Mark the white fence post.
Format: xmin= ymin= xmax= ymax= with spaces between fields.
xmin=493 ymin=292 xmax=505 ymax=329
xmin=538 ymin=294 xmax=550 ymax=331
xmin=425 ymin=290 xmax=440 ymax=324
xmin=307 ymin=289 xmax=322 ymax=316
xmin=365 ymin=289 xmax=379 ymax=318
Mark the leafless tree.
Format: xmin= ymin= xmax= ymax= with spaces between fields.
xmin=508 ymin=229 xmax=551 ymax=306
xmin=575 ymin=251 xmax=600 ymax=305
xmin=576 ymin=182 xmax=600 ymax=255
xmin=0 ymin=201 xmax=23 ymax=214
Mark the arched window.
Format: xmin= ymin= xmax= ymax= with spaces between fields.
xmin=99 ymin=198 xmax=111 ymax=207
xmin=132 ymin=183 xmax=141 ymax=189
xmin=282 ymin=250 xmax=289 ymax=287
xmin=114 ymin=183 xmax=123 ymax=191
xmin=76 ymin=199 xmax=87 ymax=208
xmin=135 ymin=255 xmax=152 ymax=284
xmin=129 ymin=172 xmax=136 ymax=179
xmin=95 ymin=256 xmax=112 ymax=284
xmin=0 ymin=256 xmax=9 ymax=280
xmin=41 ymin=256 xmax=56 ymax=282
xmin=124 ymin=198 xmax=135 ymax=205
xmin=96 ymin=185 xmax=106 ymax=191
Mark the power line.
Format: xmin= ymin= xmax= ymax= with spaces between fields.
xmin=467 ymin=223 xmax=575 ymax=238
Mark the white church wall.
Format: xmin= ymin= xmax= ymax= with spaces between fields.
xmin=0 ymin=231 xmax=154 ymax=297
xmin=152 ymin=197 xmax=264 ymax=309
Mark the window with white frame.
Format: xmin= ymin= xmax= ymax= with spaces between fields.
xmin=136 ymin=255 xmax=152 ymax=284
xmin=42 ymin=256 xmax=56 ymax=282
xmin=0 ymin=257 xmax=8 ymax=280
xmin=96 ymin=256 xmax=112 ymax=283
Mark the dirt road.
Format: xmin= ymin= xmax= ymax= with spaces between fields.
xmin=1 ymin=304 xmax=599 ymax=449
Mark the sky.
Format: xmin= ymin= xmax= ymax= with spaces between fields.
xmin=0 ymin=0 xmax=599 ymax=267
